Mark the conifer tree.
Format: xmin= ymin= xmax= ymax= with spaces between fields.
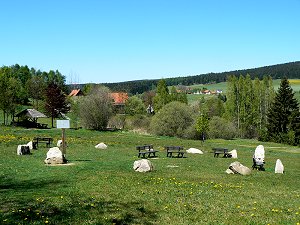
xmin=267 ymin=77 xmax=300 ymax=145
xmin=153 ymin=79 xmax=170 ymax=111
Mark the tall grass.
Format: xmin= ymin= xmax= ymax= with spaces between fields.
xmin=0 ymin=126 xmax=299 ymax=224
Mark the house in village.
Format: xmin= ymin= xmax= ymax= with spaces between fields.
xmin=110 ymin=92 xmax=128 ymax=114
xmin=69 ymin=89 xmax=84 ymax=97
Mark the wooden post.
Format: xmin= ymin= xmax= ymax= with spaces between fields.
xmin=62 ymin=128 xmax=66 ymax=162
xmin=56 ymin=120 xmax=70 ymax=163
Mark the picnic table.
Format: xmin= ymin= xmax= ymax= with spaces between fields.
xmin=33 ymin=137 xmax=53 ymax=149
xmin=165 ymin=146 xmax=185 ymax=158
xmin=136 ymin=145 xmax=159 ymax=158
xmin=212 ymin=147 xmax=231 ymax=158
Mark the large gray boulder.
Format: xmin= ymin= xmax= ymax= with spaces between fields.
xmin=44 ymin=147 xmax=64 ymax=165
xmin=133 ymin=159 xmax=153 ymax=172
xmin=275 ymin=159 xmax=284 ymax=174
xmin=226 ymin=161 xmax=251 ymax=175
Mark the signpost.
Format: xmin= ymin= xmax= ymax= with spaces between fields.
xmin=57 ymin=120 xmax=70 ymax=162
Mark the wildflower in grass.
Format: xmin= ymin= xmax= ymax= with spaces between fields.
xmin=251 ymin=214 xmax=255 ymax=217
xmin=61 ymin=196 xmax=64 ymax=199
xmin=237 ymin=205 xmax=240 ymax=208
xmin=45 ymin=220 xmax=49 ymax=224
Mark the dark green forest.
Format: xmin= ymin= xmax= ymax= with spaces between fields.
xmin=101 ymin=61 xmax=300 ymax=94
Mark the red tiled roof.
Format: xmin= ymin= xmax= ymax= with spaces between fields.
xmin=110 ymin=92 xmax=128 ymax=104
xmin=69 ymin=89 xmax=83 ymax=97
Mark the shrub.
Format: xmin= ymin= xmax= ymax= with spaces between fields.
xmin=79 ymin=86 xmax=112 ymax=130
xmin=125 ymin=96 xmax=146 ymax=115
xmin=150 ymin=101 xmax=194 ymax=138
xmin=208 ymin=116 xmax=237 ymax=139
xmin=124 ymin=115 xmax=151 ymax=131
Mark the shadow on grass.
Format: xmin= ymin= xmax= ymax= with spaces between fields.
xmin=0 ymin=176 xmax=68 ymax=192
xmin=0 ymin=196 xmax=158 ymax=224
xmin=0 ymin=176 xmax=158 ymax=224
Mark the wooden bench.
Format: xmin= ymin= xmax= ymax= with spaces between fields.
xmin=165 ymin=146 xmax=185 ymax=158
xmin=136 ymin=145 xmax=159 ymax=158
xmin=212 ymin=147 xmax=231 ymax=158
xmin=33 ymin=137 xmax=53 ymax=149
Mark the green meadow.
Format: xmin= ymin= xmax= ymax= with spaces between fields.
xmin=187 ymin=79 xmax=300 ymax=103
xmin=0 ymin=126 xmax=299 ymax=224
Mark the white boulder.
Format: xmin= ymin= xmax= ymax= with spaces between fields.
xmin=57 ymin=140 xmax=62 ymax=147
xmin=227 ymin=161 xmax=251 ymax=175
xmin=275 ymin=159 xmax=284 ymax=174
xmin=57 ymin=140 xmax=67 ymax=147
xmin=186 ymin=148 xmax=203 ymax=154
xmin=17 ymin=145 xmax=30 ymax=155
xmin=44 ymin=147 xmax=64 ymax=164
xmin=228 ymin=149 xmax=238 ymax=158
xmin=254 ymin=145 xmax=265 ymax=159
xmin=95 ymin=142 xmax=107 ymax=149
xmin=26 ymin=141 xmax=33 ymax=150
xmin=133 ymin=159 xmax=153 ymax=172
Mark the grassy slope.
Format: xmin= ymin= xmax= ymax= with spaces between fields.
xmin=0 ymin=127 xmax=299 ymax=224
xmin=187 ymin=79 xmax=300 ymax=104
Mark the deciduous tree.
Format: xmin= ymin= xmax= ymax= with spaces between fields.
xmin=45 ymin=82 xmax=70 ymax=128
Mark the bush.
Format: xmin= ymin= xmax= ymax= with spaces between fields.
xmin=150 ymin=101 xmax=194 ymax=138
xmin=108 ymin=114 xmax=126 ymax=129
xmin=79 ymin=86 xmax=112 ymax=130
xmin=125 ymin=96 xmax=146 ymax=116
xmin=208 ymin=116 xmax=237 ymax=139
xmin=124 ymin=115 xmax=151 ymax=131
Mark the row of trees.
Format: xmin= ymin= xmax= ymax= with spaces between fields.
xmin=0 ymin=64 xmax=69 ymax=126
xmin=1 ymin=63 xmax=300 ymax=146
xmin=103 ymin=61 xmax=300 ymax=94
xmin=225 ymin=75 xmax=275 ymax=138
xmin=148 ymin=76 xmax=300 ymax=146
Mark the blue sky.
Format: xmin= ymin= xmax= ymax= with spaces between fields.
xmin=0 ymin=0 xmax=299 ymax=84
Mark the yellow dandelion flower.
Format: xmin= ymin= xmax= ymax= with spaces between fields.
xmin=237 ymin=205 xmax=240 ymax=208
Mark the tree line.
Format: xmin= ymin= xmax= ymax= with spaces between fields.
xmin=0 ymin=64 xmax=68 ymax=126
xmin=101 ymin=61 xmax=300 ymax=94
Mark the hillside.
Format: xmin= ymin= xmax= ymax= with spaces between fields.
xmin=100 ymin=61 xmax=300 ymax=94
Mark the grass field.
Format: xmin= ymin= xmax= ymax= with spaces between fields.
xmin=0 ymin=126 xmax=299 ymax=224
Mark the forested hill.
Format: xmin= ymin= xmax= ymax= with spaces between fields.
xmin=101 ymin=61 xmax=300 ymax=94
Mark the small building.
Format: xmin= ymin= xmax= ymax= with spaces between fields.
xmin=110 ymin=92 xmax=129 ymax=114
xmin=14 ymin=108 xmax=48 ymax=128
xmin=202 ymin=90 xmax=211 ymax=95
xmin=110 ymin=92 xmax=128 ymax=105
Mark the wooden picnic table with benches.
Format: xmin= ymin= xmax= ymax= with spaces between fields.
xmin=136 ymin=145 xmax=159 ymax=158
xmin=33 ymin=137 xmax=53 ymax=149
xmin=212 ymin=147 xmax=231 ymax=158
xmin=165 ymin=146 xmax=186 ymax=158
